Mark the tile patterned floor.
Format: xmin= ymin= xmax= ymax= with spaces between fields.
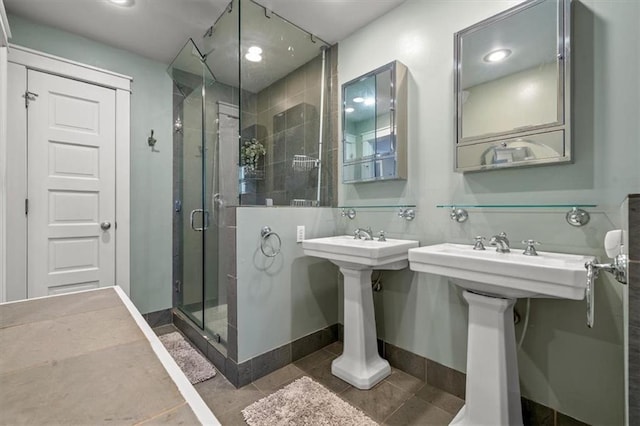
xmin=0 ymin=289 xmax=201 ymax=425
xmin=188 ymin=338 xmax=464 ymax=425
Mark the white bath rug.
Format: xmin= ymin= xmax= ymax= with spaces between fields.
xmin=159 ymin=331 xmax=216 ymax=384
xmin=242 ymin=376 xmax=378 ymax=426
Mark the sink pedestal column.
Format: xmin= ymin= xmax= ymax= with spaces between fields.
xmin=452 ymin=290 xmax=523 ymax=426
xmin=332 ymin=266 xmax=390 ymax=390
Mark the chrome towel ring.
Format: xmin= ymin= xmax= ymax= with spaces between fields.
xmin=260 ymin=226 xmax=282 ymax=257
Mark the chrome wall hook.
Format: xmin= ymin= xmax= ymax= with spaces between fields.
xmin=148 ymin=129 xmax=158 ymax=150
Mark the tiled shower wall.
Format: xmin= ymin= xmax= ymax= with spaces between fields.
xmin=629 ymin=194 xmax=639 ymax=424
xmin=240 ymin=45 xmax=338 ymax=206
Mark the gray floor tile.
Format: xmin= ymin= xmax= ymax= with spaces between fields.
xmin=252 ymin=363 xmax=305 ymax=392
xmin=415 ymin=383 xmax=465 ymax=415
xmin=188 ymin=343 xmax=466 ymax=426
xmin=293 ymin=347 xmax=335 ymax=372
xmin=0 ymin=305 xmax=145 ymax=374
xmin=195 ymin=377 xmax=264 ymax=416
xmin=0 ymin=288 xmax=120 ymax=329
xmin=138 ymin=403 xmax=201 ymax=425
xmin=384 ymin=396 xmax=454 ymax=425
xmin=215 ymin=408 xmax=251 ymax=426
xmin=306 ymin=357 xmax=352 ymax=394
xmin=341 ymin=380 xmax=412 ymax=422
xmin=385 ymin=367 xmax=425 ymax=393
xmin=323 ymin=340 xmax=343 ymax=355
xmin=0 ymin=340 xmax=185 ymax=425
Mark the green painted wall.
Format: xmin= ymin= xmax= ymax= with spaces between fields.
xmin=236 ymin=207 xmax=339 ymax=362
xmin=8 ymin=14 xmax=173 ymax=314
xmin=337 ymin=0 xmax=638 ymax=424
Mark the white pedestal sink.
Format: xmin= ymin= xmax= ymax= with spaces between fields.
xmin=408 ymin=243 xmax=595 ymax=426
xmin=302 ymin=235 xmax=419 ymax=389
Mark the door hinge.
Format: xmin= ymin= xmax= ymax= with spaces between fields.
xmin=22 ymin=91 xmax=39 ymax=108
xmin=174 ymin=280 xmax=182 ymax=293
xmin=25 ymin=199 xmax=29 ymax=215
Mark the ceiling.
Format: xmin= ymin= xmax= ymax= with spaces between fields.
xmin=3 ymin=0 xmax=406 ymax=65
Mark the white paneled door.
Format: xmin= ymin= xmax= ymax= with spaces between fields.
xmin=27 ymin=70 xmax=116 ymax=297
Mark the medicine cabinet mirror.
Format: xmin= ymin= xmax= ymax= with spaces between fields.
xmin=342 ymin=61 xmax=407 ymax=183
xmin=454 ymin=0 xmax=570 ymax=172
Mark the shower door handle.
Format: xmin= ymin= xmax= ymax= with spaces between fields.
xmin=190 ymin=209 xmax=210 ymax=231
xmin=190 ymin=209 xmax=204 ymax=231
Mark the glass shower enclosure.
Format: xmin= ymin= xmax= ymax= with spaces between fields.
xmin=168 ymin=37 xmax=238 ymax=349
xmin=169 ymin=0 xmax=333 ymax=356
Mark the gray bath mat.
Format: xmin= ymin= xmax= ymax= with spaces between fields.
xmin=159 ymin=332 xmax=216 ymax=384
xmin=242 ymin=376 xmax=378 ymax=426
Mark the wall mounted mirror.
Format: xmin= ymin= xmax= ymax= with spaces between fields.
xmin=342 ymin=61 xmax=407 ymax=183
xmin=454 ymin=0 xmax=570 ymax=172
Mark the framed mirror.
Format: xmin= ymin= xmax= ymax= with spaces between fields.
xmin=454 ymin=0 xmax=570 ymax=172
xmin=342 ymin=61 xmax=407 ymax=183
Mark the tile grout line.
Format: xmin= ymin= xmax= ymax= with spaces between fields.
xmin=131 ymin=401 xmax=189 ymax=426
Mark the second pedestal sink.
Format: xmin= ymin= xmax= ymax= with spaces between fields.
xmin=302 ymin=235 xmax=419 ymax=389
xmin=408 ymin=243 xmax=595 ymax=426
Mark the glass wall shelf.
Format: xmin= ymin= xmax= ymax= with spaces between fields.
xmin=437 ymin=204 xmax=597 ymax=227
xmin=339 ymin=204 xmax=416 ymax=209
xmin=437 ymin=204 xmax=597 ymax=209
xmin=339 ymin=204 xmax=417 ymax=220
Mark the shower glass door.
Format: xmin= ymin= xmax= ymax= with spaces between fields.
xmin=169 ymin=39 xmax=226 ymax=347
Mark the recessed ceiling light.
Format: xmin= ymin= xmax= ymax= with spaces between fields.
xmin=108 ymin=0 xmax=134 ymax=6
xmin=353 ymin=97 xmax=364 ymax=103
xmin=483 ymin=49 xmax=512 ymax=63
xmin=245 ymin=53 xmax=262 ymax=62
xmin=245 ymin=46 xmax=263 ymax=62
xmin=363 ymin=97 xmax=375 ymax=106
xmin=345 ymin=107 xmax=355 ymax=113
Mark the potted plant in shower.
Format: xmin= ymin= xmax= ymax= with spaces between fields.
xmin=241 ymin=138 xmax=266 ymax=179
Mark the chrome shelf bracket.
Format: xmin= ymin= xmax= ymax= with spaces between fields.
xmin=450 ymin=207 xmax=469 ymax=223
xmin=398 ymin=208 xmax=415 ymax=221
xmin=566 ymin=207 xmax=590 ymax=227
xmin=341 ymin=208 xmax=356 ymax=220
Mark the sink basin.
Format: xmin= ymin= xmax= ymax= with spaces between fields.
xmin=408 ymin=243 xmax=594 ymax=299
xmin=408 ymin=243 xmax=595 ymax=426
xmin=302 ymin=235 xmax=419 ymax=389
xmin=303 ymin=235 xmax=419 ymax=269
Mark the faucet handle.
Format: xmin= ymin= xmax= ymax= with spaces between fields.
xmin=499 ymin=231 xmax=509 ymax=244
xmin=353 ymin=228 xmax=360 ymax=239
xmin=378 ymin=230 xmax=386 ymax=242
xmin=473 ymin=236 xmax=486 ymax=250
xmin=521 ymin=239 xmax=540 ymax=256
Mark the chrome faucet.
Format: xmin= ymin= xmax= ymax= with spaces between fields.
xmin=489 ymin=232 xmax=510 ymax=253
xmin=354 ymin=227 xmax=374 ymax=240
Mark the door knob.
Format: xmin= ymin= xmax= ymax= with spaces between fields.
xmin=100 ymin=221 xmax=112 ymax=231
